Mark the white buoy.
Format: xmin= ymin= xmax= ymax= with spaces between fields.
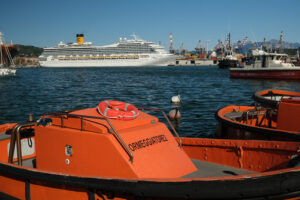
xmin=168 ymin=108 xmax=181 ymax=120
xmin=171 ymin=95 xmax=181 ymax=104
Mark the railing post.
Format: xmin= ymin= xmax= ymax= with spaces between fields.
xmin=105 ymin=119 xmax=134 ymax=163
xmin=138 ymin=107 xmax=182 ymax=148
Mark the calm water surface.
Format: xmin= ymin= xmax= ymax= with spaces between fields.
xmin=0 ymin=66 xmax=299 ymax=137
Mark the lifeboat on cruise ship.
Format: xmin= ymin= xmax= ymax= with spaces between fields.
xmin=216 ymin=94 xmax=300 ymax=141
xmin=253 ymin=89 xmax=300 ymax=108
xmin=0 ymin=101 xmax=300 ymax=199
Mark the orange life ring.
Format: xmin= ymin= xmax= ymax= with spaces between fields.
xmin=97 ymin=100 xmax=139 ymax=120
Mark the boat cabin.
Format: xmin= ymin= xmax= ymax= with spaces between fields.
xmin=244 ymin=49 xmax=294 ymax=68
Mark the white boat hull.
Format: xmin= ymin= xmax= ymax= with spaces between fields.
xmin=0 ymin=68 xmax=16 ymax=76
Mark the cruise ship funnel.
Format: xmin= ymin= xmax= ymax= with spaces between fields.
xmin=76 ymin=34 xmax=84 ymax=45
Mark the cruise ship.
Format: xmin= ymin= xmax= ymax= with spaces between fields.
xmin=39 ymin=34 xmax=176 ymax=67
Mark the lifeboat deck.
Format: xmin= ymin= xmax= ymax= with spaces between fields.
xmin=20 ymin=157 xmax=255 ymax=178
xmin=183 ymin=159 xmax=255 ymax=178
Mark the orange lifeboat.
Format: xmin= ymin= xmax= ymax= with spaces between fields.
xmin=253 ymin=89 xmax=300 ymax=108
xmin=0 ymin=101 xmax=299 ymax=199
xmin=216 ymin=92 xmax=300 ymax=141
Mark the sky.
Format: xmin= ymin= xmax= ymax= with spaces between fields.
xmin=0 ymin=0 xmax=299 ymax=51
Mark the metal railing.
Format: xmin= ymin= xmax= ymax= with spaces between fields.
xmin=138 ymin=107 xmax=182 ymax=148
xmin=42 ymin=112 xmax=134 ymax=163
xmin=8 ymin=122 xmax=36 ymax=165
xmin=40 ymin=107 xmax=183 ymax=163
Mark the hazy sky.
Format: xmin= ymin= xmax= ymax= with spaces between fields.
xmin=1 ymin=0 xmax=299 ymax=50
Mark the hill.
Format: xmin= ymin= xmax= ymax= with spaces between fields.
xmin=15 ymin=45 xmax=43 ymax=57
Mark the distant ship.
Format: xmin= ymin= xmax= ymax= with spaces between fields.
xmin=230 ymin=49 xmax=300 ymax=79
xmin=218 ymin=33 xmax=239 ymax=69
xmin=39 ymin=34 xmax=176 ymax=67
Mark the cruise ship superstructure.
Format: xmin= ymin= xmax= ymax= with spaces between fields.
xmin=39 ymin=34 xmax=176 ymax=67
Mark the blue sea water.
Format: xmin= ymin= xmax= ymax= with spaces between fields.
xmin=0 ymin=66 xmax=299 ymax=138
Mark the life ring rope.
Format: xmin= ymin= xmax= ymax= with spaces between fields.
xmin=97 ymin=100 xmax=139 ymax=120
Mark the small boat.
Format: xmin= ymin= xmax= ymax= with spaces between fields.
xmin=0 ymin=67 xmax=16 ymax=76
xmin=0 ymin=100 xmax=300 ymax=199
xmin=218 ymin=54 xmax=238 ymax=69
xmin=216 ymin=96 xmax=300 ymax=141
xmin=253 ymin=89 xmax=300 ymax=108
xmin=218 ymin=33 xmax=239 ymax=69
xmin=230 ymin=49 xmax=300 ymax=79
xmin=0 ymin=31 xmax=17 ymax=76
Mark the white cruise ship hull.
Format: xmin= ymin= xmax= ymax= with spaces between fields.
xmin=40 ymin=56 xmax=176 ymax=67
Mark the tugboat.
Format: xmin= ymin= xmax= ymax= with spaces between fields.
xmin=218 ymin=51 xmax=238 ymax=68
xmin=216 ymin=94 xmax=300 ymax=141
xmin=0 ymin=100 xmax=300 ymax=199
xmin=218 ymin=33 xmax=239 ymax=69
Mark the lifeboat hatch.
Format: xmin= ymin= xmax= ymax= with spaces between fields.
xmin=35 ymin=107 xmax=197 ymax=178
xmin=277 ymin=97 xmax=300 ymax=132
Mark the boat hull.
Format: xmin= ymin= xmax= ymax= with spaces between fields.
xmin=253 ymin=89 xmax=300 ymax=108
xmin=230 ymin=68 xmax=300 ymax=79
xmin=0 ymin=137 xmax=300 ymax=199
xmin=216 ymin=105 xmax=300 ymax=141
xmin=218 ymin=59 xmax=237 ymax=69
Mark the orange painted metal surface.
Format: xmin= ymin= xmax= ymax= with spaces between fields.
xmin=216 ymin=103 xmax=300 ymax=141
xmin=36 ymin=108 xmax=197 ymax=178
xmin=253 ymin=89 xmax=300 ymax=108
xmin=180 ymin=137 xmax=300 ymax=172
xmin=0 ymin=132 xmax=299 ymax=199
xmin=218 ymin=105 xmax=278 ymax=127
xmin=277 ymin=97 xmax=300 ymax=132
xmin=256 ymin=89 xmax=300 ymax=97
xmin=0 ymin=123 xmax=36 ymax=163
xmin=51 ymin=108 xmax=159 ymax=133
xmin=0 ymin=103 xmax=299 ymax=199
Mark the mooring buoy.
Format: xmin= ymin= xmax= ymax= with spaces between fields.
xmin=168 ymin=108 xmax=181 ymax=120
